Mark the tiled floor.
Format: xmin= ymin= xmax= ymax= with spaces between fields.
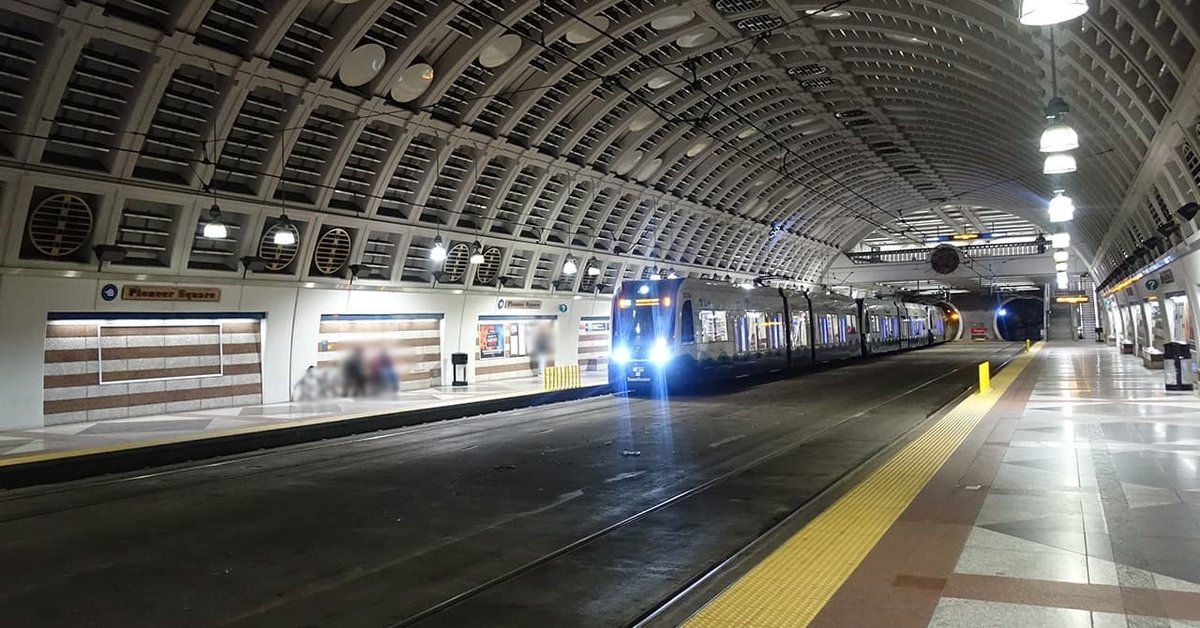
xmin=0 ymin=373 xmax=606 ymax=462
xmin=808 ymin=342 xmax=1200 ymax=627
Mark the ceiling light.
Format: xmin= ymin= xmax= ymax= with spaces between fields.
xmin=685 ymin=140 xmax=709 ymax=157
xmin=1051 ymin=232 xmax=1070 ymax=249
xmin=667 ymin=270 xmax=679 ymax=279
xmin=1043 ymin=152 xmax=1077 ymax=174
xmin=1053 ymin=250 xmax=1069 ymax=263
xmin=646 ymin=73 xmax=676 ymax=89
xmin=469 ymin=241 xmax=485 ymax=264
xmin=1055 ymin=262 xmax=1069 ymax=272
xmin=430 ymin=235 xmax=447 ymax=261
xmin=1048 ymin=192 xmax=1075 ymax=222
xmin=1018 ymin=0 xmax=1089 ymax=26
xmin=479 ymin=34 xmax=521 ymax=68
xmin=1056 ymin=270 xmax=1069 ymax=285
xmin=391 ymin=63 xmax=434 ymax=103
xmin=737 ymin=127 xmax=758 ymax=139
xmin=202 ymin=204 xmax=227 ymax=240
xmin=565 ymin=15 xmax=609 ymax=44
xmin=339 ymin=43 xmax=386 ymax=87
xmin=649 ymin=267 xmax=662 ymax=281
xmin=676 ymin=28 xmax=718 ymax=49
xmin=1040 ymin=122 xmax=1079 ymax=153
xmin=805 ymin=8 xmax=850 ymax=19
xmin=628 ymin=110 xmax=657 ymax=132
xmin=614 ymin=150 xmax=643 ymax=175
xmin=562 ymin=255 xmax=578 ymax=275
xmin=586 ymin=259 xmax=601 ymax=276
xmin=273 ymin=215 xmax=296 ymax=246
xmin=650 ymin=9 xmax=694 ymax=31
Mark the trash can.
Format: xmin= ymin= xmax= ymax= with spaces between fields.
xmin=1164 ymin=341 xmax=1195 ymax=391
xmin=451 ymin=352 xmax=469 ymax=387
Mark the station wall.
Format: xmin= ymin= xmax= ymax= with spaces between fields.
xmin=0 ymin=274 xmax=612 ymax=431
xmin=1101 ymin=237 xmax=1200 ymax=356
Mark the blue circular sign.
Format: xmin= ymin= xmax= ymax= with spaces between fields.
xmin=101 ymin=283 xmax=119 ymax=302
xmin=558 ymin=303 xmax=568 ymax=313
xmin=497 ymin=298 xmax=506 ymax=310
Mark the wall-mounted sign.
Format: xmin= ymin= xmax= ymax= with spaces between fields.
xmin=970 ymin=324 xmax=989 ymax=340
xmin=1054 ymin=294 xmax=1091 ymax=304
xmin=558 ymin=303 xmax=568 ymax=313
xmin=100 ymin=283 xmax=118 ymax=302
xmin=1160 ymin=269 xmax=1175 ymax=285
xmin=1145 ymin=278 xmax=1160 ymax=291
xmin=121 ymin=285 xmax=222 ymax=302
xmin=501 ymin=299 xmax=542 ymax=310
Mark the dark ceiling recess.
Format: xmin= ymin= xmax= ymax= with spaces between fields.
xmin=735 ymin=15 xmax=782 ymax=32
xmin=801 ymin=77 xmax=839 ymax=89
xmin=929 ymin=245 xmax=960 ymax=274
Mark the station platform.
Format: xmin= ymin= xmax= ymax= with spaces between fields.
xmin=679 ymin=342 xmax=1200 ymax=627
xmin=0 ymin=373 xmax=606 ymax=486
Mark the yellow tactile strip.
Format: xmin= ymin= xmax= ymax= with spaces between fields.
xmin=686 ymin=345 xmax=1041 ymax=627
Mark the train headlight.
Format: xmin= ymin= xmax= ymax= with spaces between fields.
xmin=649 ymin=340 xmax=672 ymax=366
xmin=612 ymin=346 xmax=631 ymax=365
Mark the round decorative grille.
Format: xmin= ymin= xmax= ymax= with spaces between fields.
xmin=474 ymin=247 xmax=503 ymax=285
xmin=313 ymin=227 xmax=352 ymax=275
xmin=713 ymin=0 xmax=763 ymax=13
xmin=27 ymin=193 xmax=93 ymax=257
xmin=442 ymin=242 xmax=470 ymax=282
xmin=735 ymin=15 xmax=783 ymax=32
xmin=258 ymin=222 xmax=300 ymax=271
xmin=930 ymin=244 xmax=961 ymax=275
xmin=788 ymin=64 xmax=828 ymax=77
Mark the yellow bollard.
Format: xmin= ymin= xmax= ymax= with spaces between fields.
xmin=1025 ymin=339 xmax=1031 ymax=353
xmin=978 ymin=361 xmax=991 ymax=395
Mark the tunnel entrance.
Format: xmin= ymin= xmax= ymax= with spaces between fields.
xmin=996 ymin=297 xmax=1044 ymax=342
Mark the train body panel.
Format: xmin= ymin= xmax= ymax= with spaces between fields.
xmin=609 ymin=278 xmax=950 ymax=391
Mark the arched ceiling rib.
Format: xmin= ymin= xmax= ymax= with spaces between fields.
xmin=0 ymin=0 xmax=1196 ymax=289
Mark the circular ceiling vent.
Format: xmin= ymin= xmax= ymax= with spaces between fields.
xmin=788 ymin=63 xmax=829 ymax=77
xmin=27 ymin=193 xmax=93 ymax=258
xmin=735 ymin=15 xmax=783 ymax=32
xmin=930 ymin=244 xmax=961 ymax=274
xmin=474 ymin=247 xmax=503 ymax=285
xmin=313 ymin=227 xmax=352 ymax=275
xmin=259 ymin=222 xmax=300 ymax=271
xmin=442 ymin=242 xmax=471 ymax=282
xmin=714 ymin=0 xmax=763 ymax=13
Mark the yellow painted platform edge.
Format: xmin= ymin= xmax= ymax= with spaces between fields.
xmin=686 ymin=343 xmax=1042 ymax=628
xmin=0 ymin=383 xmax=604 ymax=468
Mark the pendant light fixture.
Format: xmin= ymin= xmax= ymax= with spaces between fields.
xmin=562 ymin=255 xmax=578 ymax=275
xmin=202 ymin=203 xmax=227 ymax=240
xmin=1051 ymin=232 xmax=1071 ymax=249
xmin=667 ymin=269 xmax=679 ymax=279
xmin=1048 ymin=191 xmax=1075 ymax=222
xmin=429 ymin=234 xmax=447 ymax=261
xmin=1044 ymin=152 xmax=1077 ymax=174
xmin=649 ymin=267 xmax=662 ymax=281
xmin=273 ymin=213 xmax=297 ymax=246
xmin=1019 ymin=0 xmax=1089 ymax=26
xmin=1053 ymin=250 xmax=1069 ymax=263
xmin=1039 ymin=27 xmax=1081 ymax=155
xmin=469 ymin=241 xmax=485 ymax=264
xmin=1056 ymin=271 xmax=1070 ymax=289
xmin=586 ymin=258 xmax=601 ymax=276
xmin=1055 ymin=262 xmax=1069 ymax=272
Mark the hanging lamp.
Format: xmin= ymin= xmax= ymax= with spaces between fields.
xmin=562 ymin=255 xmax=578 ymax=275
xmin=1018 ymin=0 xmax=1089 ymax=26
xmin=1044 ymin=153 xmax=1077 ymax=174
xmin=1048 ymin=191 xmax=1075 ymax=222
xmin=202 ymin=203 xmax=227 ymax=240
xmin=586 ymin=258 xmax=601 ymax=276
xmin=469 ymin=241 xmax=485 ymax=264
xmin=429 ymin=234 xmax=447 ymax=261
xmin=1053 ymin=250 xmax=1069 ymax=263
xmin=1039 ymin=27 xmax=1080 ymax=154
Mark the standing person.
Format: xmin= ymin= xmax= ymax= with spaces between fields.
xmin=532 ymin=322 xmax=553 ymax=376
xmin=371 ymin=349 xmax=400 ymax=394
xmin=342 ymin=347 xmax=367 ymax=397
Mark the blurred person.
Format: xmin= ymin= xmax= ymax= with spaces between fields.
xmin=532 ymin=322 xmax=553 ymax=376
xmin=371 ymin=349 xmax=400 ymax=395
xmin=293 ymin=365 xmax=321 ymax=401
xmin=342 ymin=346 xmax=367 ymax=397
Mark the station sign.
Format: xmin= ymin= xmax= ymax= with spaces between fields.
xmin=926 ymin=232 xmax=993 ymax=243
xmin=497 ymin=298 xmax=542 ymax=310
xmin=1054 ymin=294 xmax=1090 ymax=304
xmin=120 ymin=285 xmax=222 ymax=302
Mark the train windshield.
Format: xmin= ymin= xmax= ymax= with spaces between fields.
xmin=614 ymin=304 xmax=673 ymax=344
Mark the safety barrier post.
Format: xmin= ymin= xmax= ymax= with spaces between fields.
xmin=978 ymin=361 xmax=991 ymax=395
xmin=1025 ymin=339 xmax=1031 ymax=353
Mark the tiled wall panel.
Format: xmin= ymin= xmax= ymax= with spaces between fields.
xmin=43 ymin=318 xmax=263 ymax=425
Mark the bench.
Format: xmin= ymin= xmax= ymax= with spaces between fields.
xmin=1143 ymin=348 xmax=1165 ymax=370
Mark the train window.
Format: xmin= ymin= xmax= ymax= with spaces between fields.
xmin=699 ymin=310 xmax=728 ymax=343
xmin=741 ymin=311 xmax=769 ymax=352
xmin=680 ymin=300 xmax=695 ymax=344
xmin=769 ymin=313 xmax=785 ymax=350
xmin=792 ymin=312 xmax=810 ymax=347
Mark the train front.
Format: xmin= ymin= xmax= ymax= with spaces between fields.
xmin=609 ymin=279 xmax=684 ymax=392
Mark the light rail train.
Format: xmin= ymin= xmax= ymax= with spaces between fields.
xmin=609 ymin=278 xmax=949 ymax=391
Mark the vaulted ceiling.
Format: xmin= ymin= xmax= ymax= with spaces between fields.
xmin=1 ymin=0 xmax=1197 ymax=290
